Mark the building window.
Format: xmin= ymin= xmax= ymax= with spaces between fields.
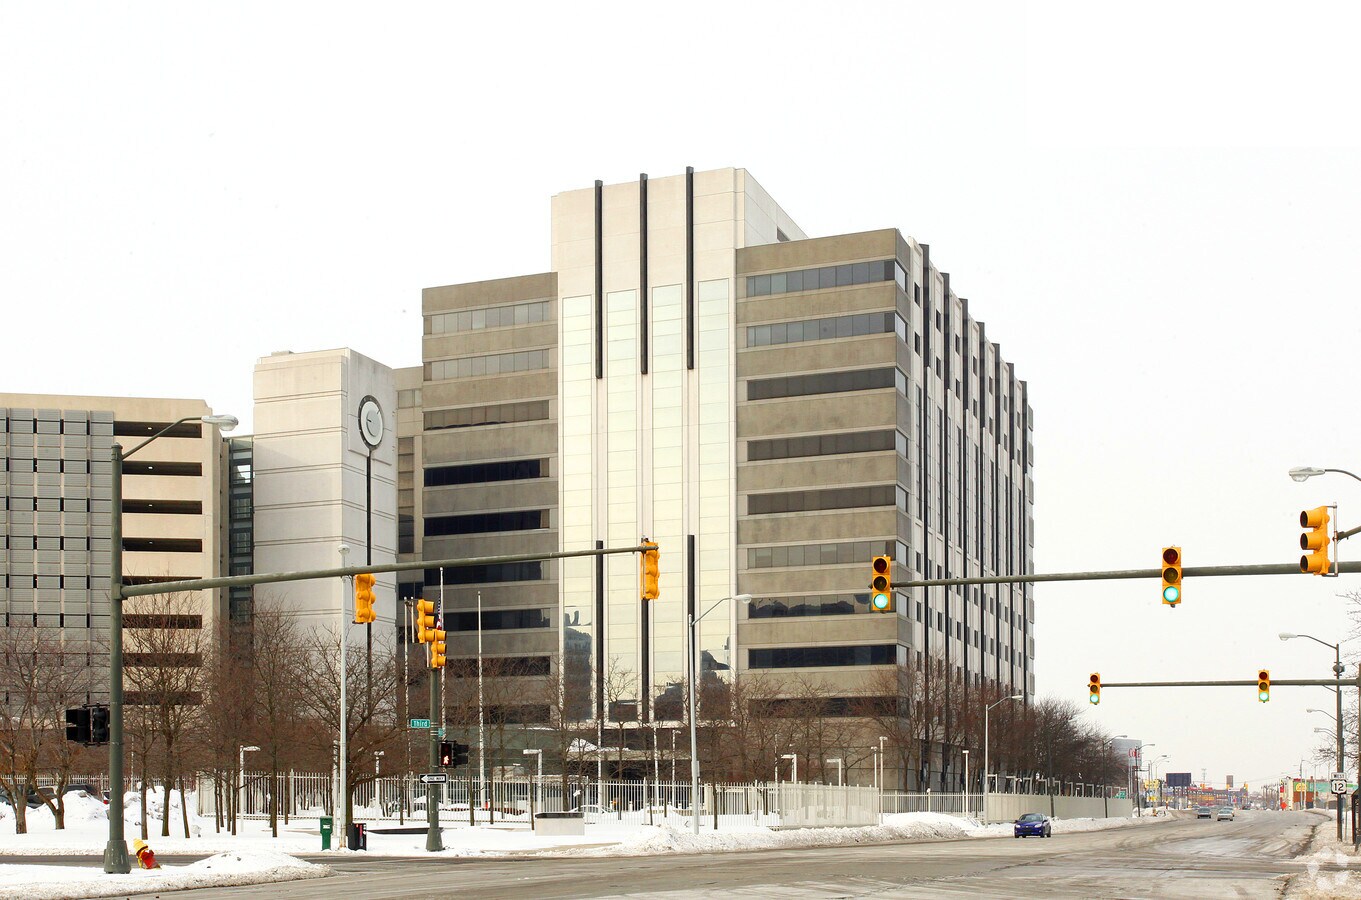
xmin=748 ymin=644 xmax=896 ymax=669
xmin=447 ymin=656 xmax=551 ymax=677
xmin=121 ymin=461 xmax=202 ymax=477
xmin=747 ymin=593 xmax=883 ymax=618
xmin=122 ymin=538 xmax=203 ymax=553
xmin=747 ymin=367 xmax=896 ymax=401
xmin=745 ymin=260 xmax=897 ymax=297
xmin=424 ymin=562 xmax=543 ymax=585
xmin=424 ymin=458 xmax=544 ymax=487
xmin=424 ymin=400 xmax=550 ymax=431
xmin=747 ymin=312 xmax=899 ymax=347
xmin=747 ymin=430 xmax=894 ymax=461
xmin=425 ymin=299 xmax=551 ymax=335
xmin=398 ymin=388 xmax=422 ymax=408
xmin=748 ymin=484 xmax=896 ymax=515
xmin=446 ymin=608 xmax=551 ymax=632
xmin=114 ymin=421 xmax=202 ymax=439
xmin=123 ymin=499 xmax=204 ymax=515
xmin=424 ymin=348 xmax=550 ymax=381
xmin=423 ymin=509 xmax=546 ymax=537
xmin=747 ymin=539 xmax=896 ymax=569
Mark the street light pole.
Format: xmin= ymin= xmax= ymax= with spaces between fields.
xmin=982 ymin=694 xmax=1022 ymax=824
xmin=104 ymin=413 xmax=236 ymax=875
xmin=1281 ymin=631 xmax=1346 ymax=840
xmin=337 ymin=543 xmax=351 ymax=843
xmin=688 ymin=594 xmax=751 ymax=836
xmin=962 ymin=750 xmax=969 ymax=818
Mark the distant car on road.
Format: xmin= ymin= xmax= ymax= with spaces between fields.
xmin=1196 ymin=807 xmax=1213 ymax=819
xmin=1014 ymin=812 xmax=1052 ymax=838
xmin=1217 ymin=807 xmax=1234 ymax=821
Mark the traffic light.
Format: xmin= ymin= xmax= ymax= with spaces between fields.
xmin=870 ymin=556 xmax=893 ymax=612
xmin=353 ymin=573 xmax=376 ymax=624
xmin=439 ymin=741 xmax=453 ymax=767
xmin=1257 ymin=669 xmax=1270 ymax=703
xmin=415 ymin=599 xmax=436 ymax=643
xmin=89 ymin=705 xmax=109 ymax=744
xmin=450 ymin=741 xmax=470 ymax=767
xmin=1088 ymin=672 xmax=1101 ymax=705
xmin=641 ymin=542 xmax=660 ymax=600
xmin=1160 ymin=547 xmax=1182 ymax=606
xmin=429 ymin=628 xmax=447 ymax=669
xmin=1300 ymin=506 xmax=1332 ymax=575
xmin=65 ymin=707 xmax=90 ymax=744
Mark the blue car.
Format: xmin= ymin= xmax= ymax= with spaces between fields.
xmin=1014 ymin=812 xmax=1052 ymax=838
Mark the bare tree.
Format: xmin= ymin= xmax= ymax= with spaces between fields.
xmin=0 ymin=625 xmax=94 ymax=833
xmin=123 ymin=590 xmax=209 ymax=838
xmin=246 ymin=595 xmax=307 ymax=837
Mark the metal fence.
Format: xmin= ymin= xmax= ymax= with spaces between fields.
xmin=199 ymin=773 xmax=880 ymax=829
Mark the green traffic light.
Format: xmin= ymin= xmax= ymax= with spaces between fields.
xmin=1258 ymin=690 xmax=1269 ymax=702
xmin=871 ymin=592 xmax=890 ymax=610
xmin=1162 ymin=585 xmax=1180 ymax=604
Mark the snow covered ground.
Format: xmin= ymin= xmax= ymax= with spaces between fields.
xmin=1286 ymin=810 xmax=1361 ymax=899
xmin=0 ymin=789 xmax=1178 ymax=897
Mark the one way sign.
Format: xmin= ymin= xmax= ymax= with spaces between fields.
xmin=419 ymin=773 xmax=448 ymax=785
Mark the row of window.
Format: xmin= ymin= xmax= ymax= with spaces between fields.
xmin=746 ymin=539 xmax=900 ymax=570
xmin=425 ymin=458 xmax=545 ymax=487
xmin=122 ymin=499 xmax=203 ymax=515
xmin=4 ymin=458 xmax=98 ymax=473
xmin=4 ymin=575 xmax=99 ymax=589
xmin=3 ymin=497 xmax=110 ymax=512
xmin=122 ymin=538 xmax=203 ymax=553
xmin=2 ymin=419 xmax=114 ymax=435
xmin=747 ymin=429 xmax=897 ymax=462
xmin=424 ymin=400 xmax=550 ymax=432
xmin=121 ymin=461 xmax=202 ymax=477
xmin=746 ymin=311 xmax=900 ymax=348
xmin=747 ymin=593 xmax=882 ymax=618
xmin=425 ymin=299 xmax=552 ymax=335
xmin=425 ymin=349 xmax=550 ymax=382
xmin=745 ymin=259 xmax=904 ymax=297
xmin=748 ymin=484 xmax=900 ymax=515
xmin=447 ymin=655 xmax=551 ymax=677
xmin=4 ymin=536 xmax=101 ymax=551
xmin=747 ymin=367 xmax=901 ymax=401
xmin=422 ymin=562 xmax=543 ymax=585
xmin=445 ymin=608 xmax=552 ymax=632
xmin=748 ymin=644 xmax=897 ymax=669
xmin=424 ymin=509 xmax=547 ymax=537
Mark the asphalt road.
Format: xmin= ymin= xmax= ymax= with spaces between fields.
xmin=63 ymin=810 xmax=1346 ymax=898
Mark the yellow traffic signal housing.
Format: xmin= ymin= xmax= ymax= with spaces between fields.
xmin=429 ymin=629 xmax=447 ymax=669
xmin=415 ymin=599 xmax=436 ymax=644
xmin=641 ymin=543 xmax=660 ymax=600
xmin=353 ymin=573 xmax=377 ymax=624
xmin=870 ymin=556 xmax=893 ymax=612
xmin=1300 ymin=506 xmax=1332 ymax=575
xmin=1160 ymin=547 xmax=1182 ymax=606
xmin=1088 ymin=672 xmax=1101 ymax=705
xmin=1257 ymin=669 xmax=1270 ymax=702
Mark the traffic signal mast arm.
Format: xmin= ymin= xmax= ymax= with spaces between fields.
xmin=895 ymin=559 xmax=1361 ymax=589
xmin=1095 ymin=677 xmax=1345 ymax=688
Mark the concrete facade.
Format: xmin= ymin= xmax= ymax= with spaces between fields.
xmin=407 ymin=167 xmax=1034 ymax=754
xmin=0 ymin=392 xmax=229 ymax=701
xmin=252 ymin=349 xmax=398 ymax=636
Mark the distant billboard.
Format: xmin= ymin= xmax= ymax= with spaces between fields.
xmin=1166 ymin=772 xmax=1193 ymax=788
xmin=1226 ymin=775 xmax=1234 ymax=788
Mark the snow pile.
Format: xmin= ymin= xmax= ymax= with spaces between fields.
xmin=121 ymin=787 xmax=203 ymax=837
xmin=0 ymin=849 xmax=328 ymax=900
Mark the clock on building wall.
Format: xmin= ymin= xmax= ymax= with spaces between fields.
xmin=358 ymin=396 xmax=384 ymax=448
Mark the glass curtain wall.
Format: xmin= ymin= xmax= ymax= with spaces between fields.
xmin=559 ymin=294 xmax=595 ymax=718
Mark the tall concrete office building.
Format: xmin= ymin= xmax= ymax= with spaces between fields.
xmin=411 ymin=168 xmax=1033 ymax=773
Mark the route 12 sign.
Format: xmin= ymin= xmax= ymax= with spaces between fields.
xmin=1332 ymin=779 xmax=1348 ymax=795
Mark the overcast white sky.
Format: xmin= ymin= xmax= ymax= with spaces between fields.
xmin=4 ymin=1 xmax=1360 ymax=790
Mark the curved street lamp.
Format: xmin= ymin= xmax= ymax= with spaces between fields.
xmin=982 ymin=694 xmax=1023 ymax=823
xmin=105 ymin=413 xmax=236 ymax=873
xmin=688 ymin=594 xmax=751 ymax=835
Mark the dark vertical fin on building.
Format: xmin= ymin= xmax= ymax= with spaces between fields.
xmin=687 ymin=533 xmax=697 ymax=669
xmin=1020 ymin=379 xmax=1031 ymax=704
xmin=595 ymin=180 xmax=604 ymax=380
xmin=640 ymin=173 xmax=649 ymax=376
xmin=685 ymin=166 xmax=695 ymax=371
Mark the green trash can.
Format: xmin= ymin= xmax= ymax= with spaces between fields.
xmin=320 ymin=816 xmax=334 ymax=851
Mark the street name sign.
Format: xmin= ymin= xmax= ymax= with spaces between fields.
xmin=420 ymin=773 xmax=448 ymax=785
xmin=409 ymin=718 xmax=431 ymax=729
